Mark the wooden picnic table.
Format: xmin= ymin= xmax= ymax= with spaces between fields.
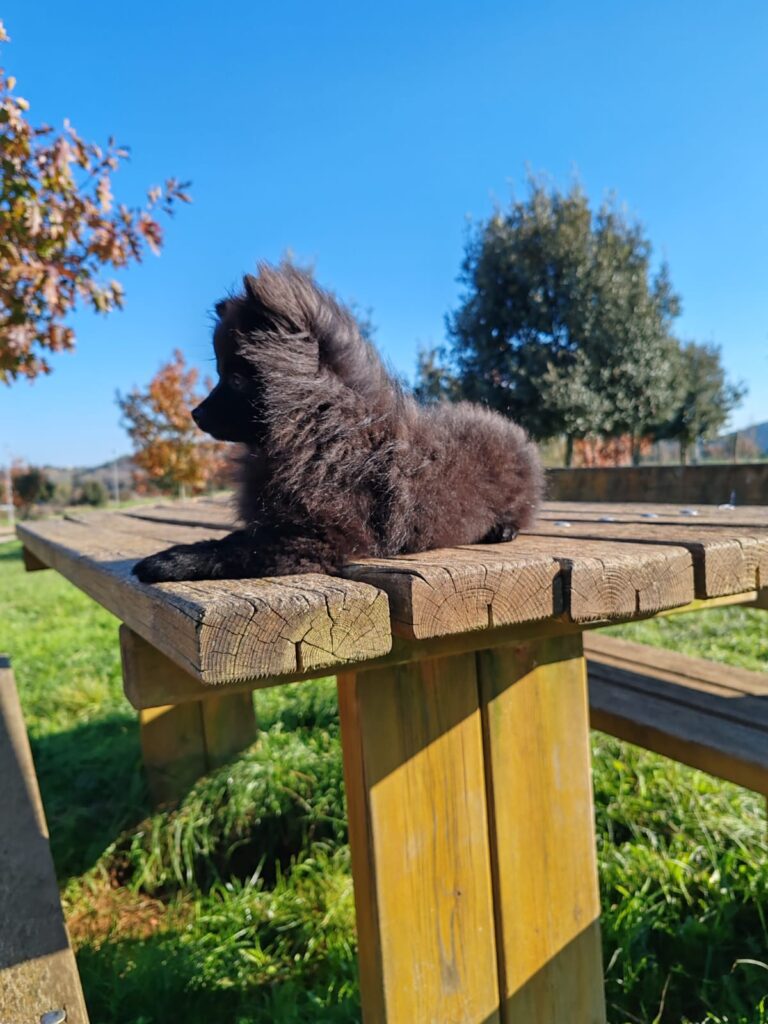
xmin=17 ymin=498 xmax=768 ymax=1024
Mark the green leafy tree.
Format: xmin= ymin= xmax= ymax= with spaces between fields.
xmin=658 ymin=342 xmax=746 ymax=464
xmin=77 ymin=479 xmax=109 ymax=506
xmin=413 ymin=346 xmax=461 ymax=404
xmin=444 ymin=178 xmax=682 ymax=464
xmin=0 ymin=21 xmax=189 ymax=383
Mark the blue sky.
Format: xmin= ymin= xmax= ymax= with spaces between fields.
xmin=1 ymin=0 xmax=767 ymax=466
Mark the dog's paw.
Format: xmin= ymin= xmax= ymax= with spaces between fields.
xmin=479 ymin=521 xmax=519 ymax=544
xmin=132 ymin=547 xmax=200 ymax=584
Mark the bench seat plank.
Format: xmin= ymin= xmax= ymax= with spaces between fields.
xmin=585 ymin=634 xmax=768 ymax=794
xmin=0 ymin=657 xmax=89 ymax=1023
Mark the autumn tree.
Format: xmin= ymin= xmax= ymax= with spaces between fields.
xmin=0 ymin=21 xmax=189 ymax=383
xmin=118 ymin=351 xmax=230 ymax=497
xmin=12 ymin=464 xmax=54 ymax=514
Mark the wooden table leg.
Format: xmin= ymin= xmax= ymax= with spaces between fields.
xmin=139 ymin=704 xmax=209 ymax=807
xmin=338 ymin=634 xmax=606 ymax=1024
xmin=121 ymin=626 xmax=257 ymax=805
xmin=338 ymin=653 xmax=501 ymax=1024
xmin=478 ymin=633 xmax=606 ymax=1023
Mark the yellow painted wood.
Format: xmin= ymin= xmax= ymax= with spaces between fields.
xmin=338 ymin=655 xmax=501 ymax=1024
xmin=654 ymin=592 xmax=759 ymax=616
xmin=139 ymin=704 xmax=208 ymax=806
xmin=124 ymin=628 xmax=258 ymax=801
xmin=477 ymin=635 xmax=606 ymax=1023
xmin=201 ymin=692 xmax=257 ymax=768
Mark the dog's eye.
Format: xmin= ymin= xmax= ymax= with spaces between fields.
xmin=229 ymin=373 xmax=248 ymax=392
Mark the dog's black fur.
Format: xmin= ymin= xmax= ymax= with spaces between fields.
xmin=133 ymin=264 xmax=543 ymax=584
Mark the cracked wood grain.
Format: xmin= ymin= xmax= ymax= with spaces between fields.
xmin=528 ymin=517 xmax=766 ymax=597
xmin=17 ymin=516 xmax=391 ymax=684
xmin=343 ymin=545 xmax=561 ymax=640
xmin=507 ymin=535 xmax=694 ymax=621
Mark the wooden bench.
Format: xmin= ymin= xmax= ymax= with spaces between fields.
xmin=0 ymin=655 xmax=89 ymax=1024
xmin=586 ymin=633 xmax=768 ymax=795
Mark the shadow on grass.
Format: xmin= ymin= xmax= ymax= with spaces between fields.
xmin=76 ymin=931 xmax=360 ymax=1024
xmin=31 ymin=714 xmax=150 ymax=879
xmin=0 ymin=542 xmax=21 ymax=561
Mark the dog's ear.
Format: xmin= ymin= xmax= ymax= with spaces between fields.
xmin=243 ymin=274 xmax=260 ymax=302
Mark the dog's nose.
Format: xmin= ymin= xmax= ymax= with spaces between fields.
xmin=191 ymin=405 xmax=203 ymax=427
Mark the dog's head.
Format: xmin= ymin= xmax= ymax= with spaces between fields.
xmin=191 ymin=280 xmax=268 ymax=445
xmin=193 ymin=265 xmax=338 ymax=445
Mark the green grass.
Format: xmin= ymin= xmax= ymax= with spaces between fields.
xmin=2 ymin=537 xmax=768 ymax=1023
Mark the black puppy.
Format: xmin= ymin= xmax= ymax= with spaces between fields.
xmin=133 ymin=264 xmax=543 ymax=583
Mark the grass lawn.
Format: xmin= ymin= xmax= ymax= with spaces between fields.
xmin=1 ymin=537 xmax=767 ymax=1024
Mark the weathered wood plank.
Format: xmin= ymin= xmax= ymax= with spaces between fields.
xmin=124 ymin=500 xmax=239 ymax=530
xmin=18 ymin=518 xmax=391 ymax=683
xmin=585 ymin=633 xmax=768 ymax=700
xmin=542 ymin=501 xmax=768 ymax=527
xmin=489 ymin=535 xmax=694 ymax=621
xmin=338 ymin=655 xmax=501 ymax=1024
xmin=478 ymin=636 xmax=606 ymax=1024
xmin=528 ymin=518 xmax=765 ymax=597
xmin=344 ymin=545 xmax=561 ymax=639
xmin=586 ymin=636 xmax=768 ymax=794
xmin=121 ymin=626 xmax=258 ymax=799
xmin=64 ymin=508 xmax=232 ymax=544
xmin=0 ymin=658 xmax=89 ymax=1023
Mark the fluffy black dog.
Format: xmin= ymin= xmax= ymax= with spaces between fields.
xmin=133 ymin=264 xmax=543 ymax=584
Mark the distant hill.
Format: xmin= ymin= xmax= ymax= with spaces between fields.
xmin=740 ymin=421 xmax=768 ymax=453
xmin=702 ymin=421 xmax=768 ymax=460
xmin=41 ymin=455 xmax=136 ymax=498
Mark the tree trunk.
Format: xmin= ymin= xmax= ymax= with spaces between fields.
xmin=631 ymin=435 xmax=642 ymax=466
xmin=564 ymin=435 xmax=574 ymax=468
xmin=680 ymin=441 xmax=688 ymax=466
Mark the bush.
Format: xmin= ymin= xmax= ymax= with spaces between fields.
xmin=75 ymin=480 xmax=109 ymax=507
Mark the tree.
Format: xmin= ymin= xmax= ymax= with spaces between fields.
xmin=76 ymin=480 xmax=108 ymax=506
xmin=118 ymin=351 xmax=230 ymax=497
xmin=656 ymin=342 xmax=746 ymax=464
xmin=413 ymin=346 xmax=461 ymax=404
xmin=0 ymin=21 xmax=190 ymax=383
xmin=443 ymin=178 xmax=682 ymax=464
xmin=13 ymin=465 xmax=54 ymax=513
